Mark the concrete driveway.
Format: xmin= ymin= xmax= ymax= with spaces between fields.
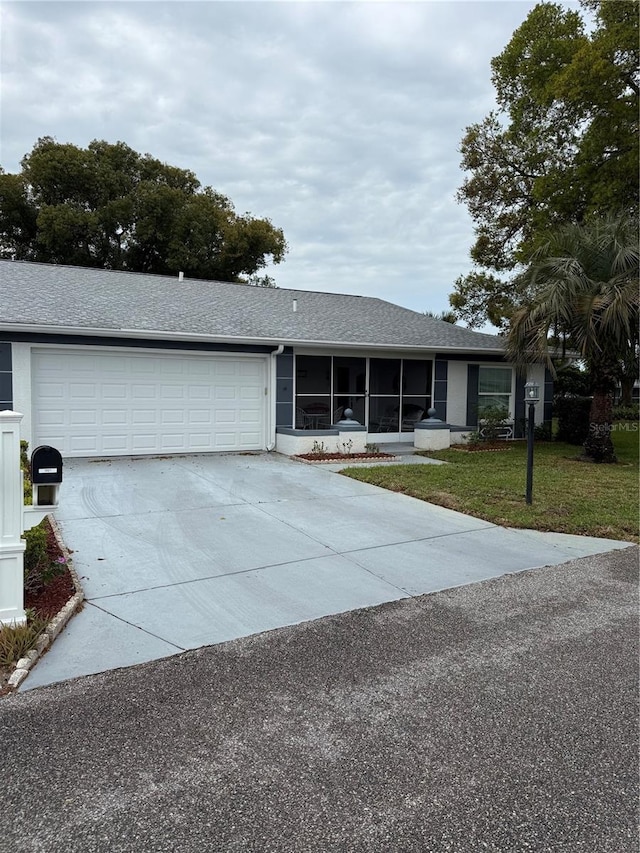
xmin=23 ymin=451 xmax=632 ymax=690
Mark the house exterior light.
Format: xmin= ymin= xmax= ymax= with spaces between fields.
xmin=524 ymin=381 xmax=540 ymax=405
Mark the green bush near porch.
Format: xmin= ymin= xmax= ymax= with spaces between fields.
xmin=342 ymin=425 xmax=639 ymax=543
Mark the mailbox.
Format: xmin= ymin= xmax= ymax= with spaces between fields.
xmin=30 ymin=445 xmax=63 ymax=507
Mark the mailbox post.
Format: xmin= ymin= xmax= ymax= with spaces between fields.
xmin=0 ymin=411 xmax=28 ymax=626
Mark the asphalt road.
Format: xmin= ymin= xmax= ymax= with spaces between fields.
xmin=2 ymin=546 xmax=638 ymax=853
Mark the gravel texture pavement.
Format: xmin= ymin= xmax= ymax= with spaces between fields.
xmin=1 ymin=546 xmax=638 ymax=853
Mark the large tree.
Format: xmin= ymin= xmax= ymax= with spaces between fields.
xmin=452 ymin=0 xmax=639 ymax=330
xmin=506 ymin=215 xmax=639 ymax=463
xmin=0 ymin=137 xmax=288 ymax=282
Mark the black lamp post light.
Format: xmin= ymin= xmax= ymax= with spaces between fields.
xmin=524 ymin=380 xmax=541 ymax=505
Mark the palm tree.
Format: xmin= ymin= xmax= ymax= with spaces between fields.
xmin=506 ymin=215 xmax=639 ymax=463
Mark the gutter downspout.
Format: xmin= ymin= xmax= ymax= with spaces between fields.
xmin=267 ymin=344 xmax=285 ymax=450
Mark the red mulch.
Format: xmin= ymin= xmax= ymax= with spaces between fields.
xmin=1 ymin=520 xmax=77 ymax=696
xmin=25 ymin=568 xmax=76 ymax=621
xmin=295 ymin=452 xmax=396 ymax=462
xmin=25 ymin=520 xmax=76 ymax=620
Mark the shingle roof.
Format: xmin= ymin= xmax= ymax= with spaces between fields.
xmin=0 ymin=260 xmax=504 ymax=353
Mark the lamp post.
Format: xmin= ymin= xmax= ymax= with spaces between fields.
xmin=524 ymin=381 xmax=540 ymax=505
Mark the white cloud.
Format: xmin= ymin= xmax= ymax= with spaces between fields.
xmin=0 ymin=0 xmax=579 ymax=316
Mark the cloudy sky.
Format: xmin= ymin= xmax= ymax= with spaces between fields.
xmin=1 ymin=0 xmax=579 ymax=321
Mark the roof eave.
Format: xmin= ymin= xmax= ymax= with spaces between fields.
xmin=0 ymin=323 xmax=505 ymax=355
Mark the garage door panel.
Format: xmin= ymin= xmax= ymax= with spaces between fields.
xmin=132 ymin=385 xmax=157 ymax=400
xmin=69 ymin=410 xmax=98 ymax=426
xmin=240 ymin=431 xmax=262 ymax=444
xmin=188 ymin=410 xmax=212 ymax=425
xmin=188 ymin=386 xmax=212 ymax=400
xmin=132 ymin=410 xmax=157 ymax=425
xmin=160 ymin=385 xmax=184 ymax=400
xmin=103 ymin=384 xmax=128 ymax=399
xmin=69 ymin=435 xmax=100 ymax=454
xmin=103 ymin=410 xmax=128 ymax=426
xmin=39 ymin=410 xmax=65 ymax=426
xmin=188 ymin=433 xmax=211 ymax=447
xmin=161 ymin=411 xmax=186 ymax=425
xmin=39 ymin=383 xmax=65 ymax=399
xmin=215 ymin=387 xmax=237 ymax=401
xmin=32 ymin=349 xmax=266 ymax=457
xmin=101 ymin=436 xmax=129 ymax=453
xmin=241 ymin=386 xmax=261 ymax=400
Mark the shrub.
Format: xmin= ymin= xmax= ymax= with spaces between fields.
xmin=534 ymin=422 xmax=553 ymax=441
xmin=613 ymin=404 xmax=639 ymax=422
xmin=337 ymin=438 xmax=354 ymax=455
xmin=555 ymin=396 xmax=592 ymax=445
xmin=0 ymin=611 xmax=49 ymax=667
xmin=24 ymin=522 xmax=47 ymax=574
xmin=21 ymin=439 xmax=32 ymax=504
xmin=22 ymin=520 xmax=66 ymax=596
xmin=477 ymin=406 xmax=510 ymax=442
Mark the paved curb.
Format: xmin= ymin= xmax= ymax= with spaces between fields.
xmin=6 ymin=516 xmax=84 ymax=691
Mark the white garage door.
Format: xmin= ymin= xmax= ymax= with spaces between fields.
xmin=32 ymin=348 xmax=267 ymax=457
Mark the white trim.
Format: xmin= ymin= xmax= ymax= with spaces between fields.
xmin=28 ymin=341 xmax=270 ymax=358
xmin=0 ymin=323 xmax=504 ymax=355
xmin=28 ymin=344 xmax=270 ymax=457
xmin=477 ymin=364 xmax=515 ymax=419
xmin=266 ymin=345 xmax=283 ymax=450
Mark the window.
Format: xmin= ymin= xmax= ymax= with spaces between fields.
xmin=478 ymin=366 xmax=512 ymax=416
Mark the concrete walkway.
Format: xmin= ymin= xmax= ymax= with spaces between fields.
xmin=23 ymin=451 xmax=632 ymax=690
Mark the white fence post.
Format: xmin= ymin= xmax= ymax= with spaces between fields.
xmin=0 ymin=410 xmax=27 ymax=626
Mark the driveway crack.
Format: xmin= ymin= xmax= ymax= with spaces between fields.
xmin=86 ymin=601 xmax=186 ymax=651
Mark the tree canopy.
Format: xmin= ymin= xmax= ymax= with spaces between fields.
xmin=506 ymin=214 xmax=639 ymax=463
xmin=451 ymin=0 xmax=639 ymax=329
xmin=0 ymin=137 xmax=288 ymax=283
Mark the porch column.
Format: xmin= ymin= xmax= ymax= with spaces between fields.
xmin=0 ymin=410 xmax=26 ymax=626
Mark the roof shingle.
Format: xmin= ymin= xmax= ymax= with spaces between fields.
xmin=0 ymin=260 xmax=504 ymax=353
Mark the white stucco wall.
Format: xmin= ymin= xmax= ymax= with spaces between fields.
xmin=446 ymin=361 xmax=468 ymax=426
xmin=446 ymin=360 xmax=549 ymax=428
xmin=276 ymin=430 xmax=367 ymax=457
xmin=10 ymin=343 xmax=33 ymax=446
xmin=447 ymin=360 xmax=552 ymax=428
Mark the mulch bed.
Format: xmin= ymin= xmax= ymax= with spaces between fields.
xmin=0 ymin=519 xmax=76 ymax=696
xmin=25 ymin=520 xmax=76 ymax=620
xmin=295 ymin=452 xmax=397 ymax=463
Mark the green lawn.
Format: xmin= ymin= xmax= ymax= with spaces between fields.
xmin=342 ymin=424 xmax=639 ymax=542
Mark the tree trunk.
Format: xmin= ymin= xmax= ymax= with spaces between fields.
xmin=582 ymin=387 xmax=617 ymax=463
xmin=620 ymin=374 xmax=635 ymax=407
